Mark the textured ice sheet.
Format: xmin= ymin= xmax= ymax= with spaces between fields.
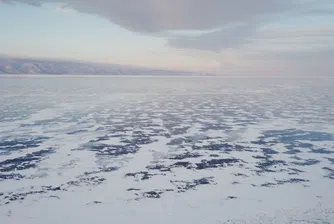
xmin=0 ymin=76 xmax=334 ymax=223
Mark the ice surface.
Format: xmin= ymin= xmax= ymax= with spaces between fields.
xmin=0 ymin=76 xmax=334 ymax=223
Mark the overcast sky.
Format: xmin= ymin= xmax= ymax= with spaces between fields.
xmin=1 ymin=0 xmax=333 ymax=75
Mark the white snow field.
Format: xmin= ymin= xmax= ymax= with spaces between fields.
xmin=0 ymin=76 xmax=334 ymax=224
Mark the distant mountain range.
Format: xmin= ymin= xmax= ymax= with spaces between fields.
xmin=0 ymin=57 xmax=198 ymax=75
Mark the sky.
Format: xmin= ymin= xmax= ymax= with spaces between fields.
xmin=0 ymin=0 xmax=334 ymax=75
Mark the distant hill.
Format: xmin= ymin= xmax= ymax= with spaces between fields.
xmin=0 ymin=57 xmax=195 ymax=75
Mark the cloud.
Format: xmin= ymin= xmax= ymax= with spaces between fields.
xmin=298 ymin=0 xmax=334 ymax=15
xmin=8 ymin=0 xmax=332 ymax=53
xmin=168 ymin=24 xmax=334 ymax=52
xmin=257 ymin=27 xmax=334 ymax=39
xmin=55 ymin=5 xmax=75 ymax=13
xmin=5 ymin=0 xmax=42 ymax=6
xmin=3 ymin=0 xmax=310 ymax=52
xmin=5 ymin=0 xmax=294 ymax=33
xmin=306 ymin=8 xmax=334 ymax=15
xmin=168 ymin=23 xmax=257 ymax=51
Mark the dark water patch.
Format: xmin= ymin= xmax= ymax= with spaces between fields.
xmin=233 ymin=173 xmax=249 ymax=178
xmin=226 ymin=196 xmax=238 ymax=200
xmin=167 ymin=138 xmax=185 ymax=146
xmin=261 ymin=129 xmax=334 ymax=142
xmin=192 ymin=142 xmax=246 ymax=153
xmin=127 ymin=188 xmax=140 ymax=191
xmin=290 ymin=155 xmax=304 ymax=161
xmin=276 ymin=178 xmax=309 ymax=185
xmin=251 ymin=140 xmax=268 ymax=145
xmin=288 ymin=167 xmax=305 ymax=174
xmin=170 ymin=127 xmax=191 ymax=135
xmin=323 ymin=167 xmax=334 ymax=180
xmin=147 ymin=161 xmax=195 ymax=171
xmin=171 ymin=177 xmax=216 ymax=193
xmin=284 ymin=149 xmax=302 ymax=155
xmin=125 ymin=171 xmax=161 ymax=181
xmin=0 ymin=136 xmax=49 ymax=152
xmin=93 ymin=201 xmax=102 ymax=204
xmin=0 ymin=149 xmax=55 ymax=173
xmin=81 ymin=142 xmax=139 ymax=157
xmin=146 ymin=164 xmax=171 ymax=172
xmin=67 ymin=129 xmax=88 ymax=135
xmin=292 ymin=159 xmax=320 ymax=166
xmin=130 ymin=131 xmax=159 ymax=145
xmin=164 ymin=133 xmax=172 ymax=138
xmin=322 ymin=166 xmax=334 ymax=171
xmin=262 ymin=148 xmax=279 ymax=155
xmin=109 ymin=134 xmax=128 ymax=138
xmin=261 ymin=178 xmax=309 ymax=187
xmin=133 ymin=187 xmax=174 ymax=200
xmin=136 ymin=188 xmax=174 ymax=199
xmin=1 ymin=185 xmax=63 ymax=205
xmin=310 ymin=148 xmax=334 ymax=154
xmin=192 ymin=143 xmax=223 ymax=151
xmin=120 ymin=135 xmax=157 ymax=146
xmin=171 ymin=161 xmax=193 ymax=169
xmin=252 ymin=155 xmax=268 ymax=159
xmin=145 ymin=128 xmax=169 ymax=137
xmin=90 ymin=135 xmax=110 ymax=142
xmin=169 ymin=152 xmax=202 ymax=160
xmin=19 ymin=119 xmax=60 ymax=127
xmin=0 ymin=173 xmax=25 ymax=181
xmin=281 ymin=142 xmax=313 ymax=153
xmin=252 ymin=130 xmax=334 ymax=157
xmin=327 ymin=158 xmax=334 ymax=164
xmin=210 ymin=154 xmax=220 ymax=157
xmin=42 ymin=186 xmax=63 ymax=191
xmin=296 ymin=142 xmax=314 ymax=148
xmin=84 ymin=167 xmax=119 ymax=176
xmin=255 ymin=159 xmax=287 ymax=173
xmin=186 ymin=135 xmax=213 ymax=143
xmin=196 ymin=158 xmax=240 ymax=170
xmin=261 ymin=182 xmax=276 ymax=187
xmin=4 ymin=190 xmax=44 ymax=203
xmin=199 ymin=124 xmax=232 ymax=132
xmin=162 ymin=119 xmax=187 ymax=132
xmin=67 ymin=176 xmax=106 ymax=187
xmin=102 ymin=126 xmax=129 ymax=134
xmin=286 ymin=142 xmax=314 ymax=150
xmin=142 ymin=191 xmax=163 ymax=199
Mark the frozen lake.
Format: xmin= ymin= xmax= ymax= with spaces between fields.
xmin=1 ymin=76 xmax=334 ymax=223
